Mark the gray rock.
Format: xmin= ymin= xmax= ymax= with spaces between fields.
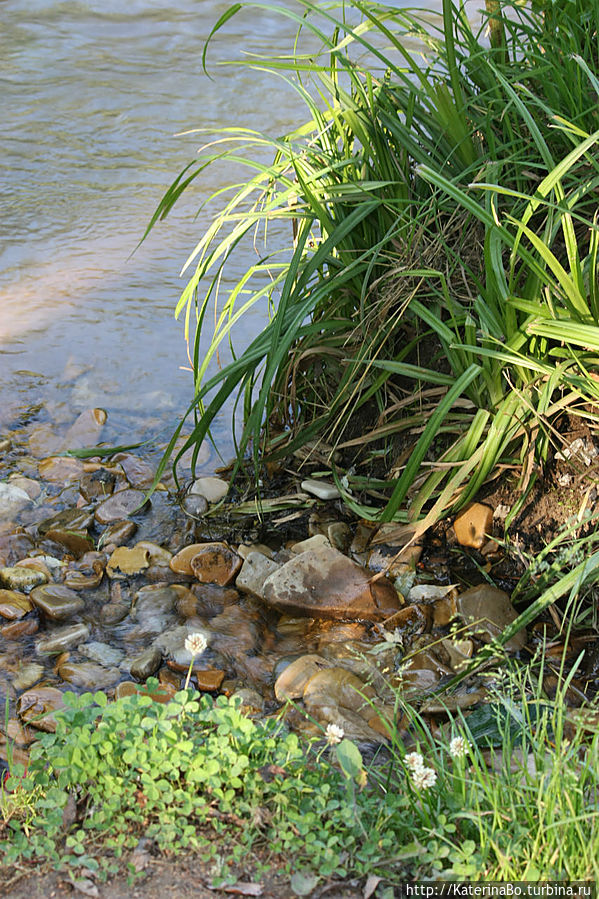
xmin=300 ymin=479 xmax=340 ymax=500
xmin=58 ymin=661 xmax=120 ymax=689
xmin=236 ymin=552 xmax=280 ymax=599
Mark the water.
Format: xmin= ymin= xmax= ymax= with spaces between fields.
xmin=0 ymin=0 xmax=457 ymax=452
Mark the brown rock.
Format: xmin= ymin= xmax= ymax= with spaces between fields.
xmin=262 ymin=545 xmax=400 ymax=621
xmin=169 ymin=543 xmax=207 ymax=575
xmin=79 ymin=469 xmax=117 ymax=502
xmin=17 ymin=686 xmax=66 ymax=732
xmin=455 ymin=584 xmax=526 ymax=651
xmin=193 ymin=669 xmax=225 ymax=691
xmin=106 ymin=545 xmax=151 ymax=578
xmin=189 ymin=543 xmax=242 ymax=587
xmin=45 ymin=528 xmax=94 ymax=557
xmin=382 ymin=604 xmax=430 ymax=634
xmin=0 ymin=589 xmax=32 ymax=620
xmin=453 ymin=502 xmax=493 ymax=549
xmin=1 ymin=618 xmax=39 ymax=640
xmin=303 ymin=667 xmax=375 ymax=718
xmin=115 ymin=681 xmax=176 ymax=704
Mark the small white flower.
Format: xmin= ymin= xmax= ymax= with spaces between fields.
xmin=184 ymin=632 xmax=208 ymax=656
xmin=325 ymin=723 xmax=344 ymax=745
xmin=411 ymin=766 xmax=437 ymax=790
xmin=449 ymin=736 xmax=470 ymax=758
xmin=404 ymin=751 xmax=424 ymax=772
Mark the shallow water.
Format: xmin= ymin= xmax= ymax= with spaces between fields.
xmin=0 ymin=0 xmax=476 ymax=452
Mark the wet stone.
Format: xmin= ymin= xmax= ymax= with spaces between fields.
xmin=115 ymin=454 xmax=156 ymax=488
xmin=106 ymin=545 xmax=151 ymax=578
xmin=38 ymin=507 xmax=95 ymax=536
xmin=2 ymin=618 xmax=39 ymax=640
xmin=95 ymin=489 xmax=149 ymax=524
xmin=79 ymin=468 xmax=117 ymax=502
xmin=190 ymin=542 xmax=242 ymax=586
xmin=129 ymin=646 xmax=163 ymax=681
xmin=182 ymin=494 xmax=209 ymax=518
xmin=36 ymin=622 xmax=90 ymax=654
xmin=58 ymin=661 xmax=120 ymax=690
xmin=115 ymin=681 xmax=175 ymax=704
xmin=262 ymin=544 xmax=400 ymax=621
xmin=455 ymin=584 xmax=526 ymax=651
xmin=193 ymin=669 xmax=225 ymax=692
xmin=0 ymin=565 xmax=47 ymax=593
xmin=169 ymin=543 xmax=206 ymax=576
xmin=63 ymin=408 xmax=107 ymax=450
xmin=130 ymin=584 xmax=179 ymax=634
xmin=99 ymin=519 xmax=138 ymax=549
xmin=17 ymin=686 xmax=66 ymax=732
xmin=8 ymin=475 xmax=42 ymax=501
xmin=11 ymin=662 xmax=45 ymax=692
xmin=30 ymin=584 xmax=85 ymax=620
xmin=45 ymin=528 xmax=94 ymax=557
xmin=0 ymin=589 xmax=33 ymax=620
xmin=0 ymin=534 xmax=35 ymax=567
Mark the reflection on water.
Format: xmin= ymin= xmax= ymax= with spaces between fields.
xmin=0 ymin=0 xmax=457 ymax=449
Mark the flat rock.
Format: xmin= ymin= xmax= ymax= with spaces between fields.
xmin=193 ymin=669 xmax=225 ymax=691
xmin=79 ymin=468 xmax=117 ymax=502
xmin=0 ymin=565 xmax=47 ymax=593
xmin=1 ymin=618 xmax=39 ymax=640
xmin=36 ymin=622 xmax=90 ymax=654
xmin=453 ymin=502 xmax=493 ymax=549
xmin=262 ymin=544 xmax=400 ymax=621
xmin=236 ymin=551 xmax=280 ymax=598
xmin=115 ymin=681 xmax=175 ymax=704
xmin=30 ymin=584 xmax=85 ymax=620
xmin=99 ymin=519 xmax=138 ymax=549
xmin=303 ymin=666 xmax=375 ymax=718
xmin=455 ymin=584 xmax=526 ymax=651
xmin=45 ymin=528 xmax=94 ymax=557
xmin=190 ymin=542 xmax=242 ymax=586
xmin=17 ymin=686 xmax=66 ymax=732
xmin=300 ymin=479 xmax=340 ymax=500
xmin=95 ymin=489 xmax=149 ymax=524
xmin=106 ymin=545 xmax=151 ymax=578
xmin=189 ymin=477 xmax=228 ymax=503
xmin=290 ymin=534 xmax=330 ymax=554
xmin=38 ymin=507 xmax=94 ymax=536
xmin=0 ymin=589 xmax=33 ymax=620
xmin=170 ymin=544 xmax=206 ymax=576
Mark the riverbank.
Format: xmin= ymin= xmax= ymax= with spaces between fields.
xmin=1 ymin=401 xmax=599 ymax=891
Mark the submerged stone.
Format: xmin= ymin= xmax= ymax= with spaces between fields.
xmin=0 ymin=482 xmax=33 ymax=518
xmin=63 ymin=408 xmax=107 ymax=450
xmin=79 ymin=641 xmax=124 ymax=667
xmin=58 ymin=661 xmax=121 ymax=689
xmin=274 ymin=654 xmax=331 ymax=702
xmin=36 ymin=622 xmax=90 ymax=654
xmin=129 ymin=646 xmax=163 ymax=681
xmin=11 ymin=662 xmax=45 ymax=692
xmin=95 ymin=489 xmax=149 ymax=524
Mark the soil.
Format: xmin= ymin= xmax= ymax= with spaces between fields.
xmin=1 ymin=855 xmax=364 ymax=899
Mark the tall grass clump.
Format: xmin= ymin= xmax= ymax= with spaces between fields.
xmin=150 ymin=0 xmax=599 ymax=527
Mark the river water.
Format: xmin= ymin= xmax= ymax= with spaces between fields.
xmin=1 ymin=0 xmax=456 ymax=455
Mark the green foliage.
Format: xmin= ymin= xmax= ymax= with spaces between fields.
xmin=148 ymin=0 xmax=599 ymax=529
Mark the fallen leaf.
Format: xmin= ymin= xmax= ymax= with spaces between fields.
xmin=364 ymin=874 xmax=383 ymax=898
xmin=68 ymin=877 xmax=99 ymax=898
xmin=209 ymin=883 xmax=263 ymax=896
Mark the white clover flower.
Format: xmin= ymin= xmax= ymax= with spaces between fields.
xmin=325 ymin=723 xmax=344 ymax=745
xmin=184 ymin=632 xmax=208 ymax=656
xmin=404 ymin=751 xmax=424 ymax=772
xmin=449 ymin=736 xmax=470 ymax=758
xmin=411 ymin=766 xmax=437 ymax=790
